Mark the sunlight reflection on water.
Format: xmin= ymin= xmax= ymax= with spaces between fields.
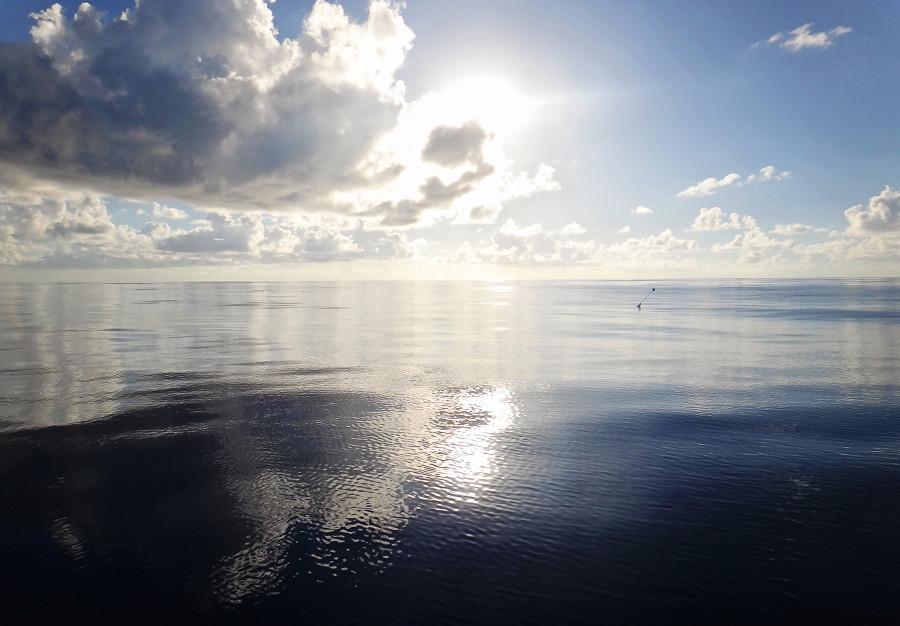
xmin=440 ymin=387 xmax=518 ymax=503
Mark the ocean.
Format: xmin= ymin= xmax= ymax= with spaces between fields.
xmin=1 ymin=279 xmax=898 ymax=624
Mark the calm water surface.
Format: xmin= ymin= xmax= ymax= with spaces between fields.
xmin=1 ymin=280 xmax=899 ymax=623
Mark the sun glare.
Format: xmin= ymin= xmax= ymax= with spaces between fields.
xmin=440 ymin=77 xmax=532 ymax=132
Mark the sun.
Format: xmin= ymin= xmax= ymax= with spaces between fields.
xmin=438 ymin=76 xmax=532 ymax=133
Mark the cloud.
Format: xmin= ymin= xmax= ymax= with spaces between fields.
xmin=618 ymin=225 xmax=631 ymax=234
xmin=0 ymin=0 xmax=556 ymax=230
xmin=677 ymin=166 xmax=789 ymax=198
xmin=447 ymin=219 xmax=595 ymax=264
xmin=0 ymin=192 xmax=157 ymax=267
xmin=711 ymin=215 xmax=793 ymax=262
xmin=151 ymin=203 xmax=189 ymax=219
xmin=688 ymin=207 xmax=744 ymax=231
xmin=769 ymin=223 xmax=815 ymax=236
xmin=631 ymin=205 xmax=653 ymax=215
xmin=557 ymin=222 xmax=586 ymax=236
xmin=421 ymin=120 xmax=489 ymax=168
xmin=753 ymin=23 xmax=852 ymax=52
xmin=613 ymin=229 xmax=697 ymax=252
xmin=744 ymin=165 xmax=790 ymax=184
xmin=844 ymin=186 xmax=900 ymax=235
xmin=684 ymin=206 xmax=794 ymax=263
xmin=677 ymin=173 xmax=741 ymax=198
xmin=574 ymin=229 xmax=700 ymax=272
xmin=0 ymin=186 xmax=423 ymax=268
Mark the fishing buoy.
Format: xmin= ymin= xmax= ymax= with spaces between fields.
xmin=637 ymin=287 xmax=655 ymax=309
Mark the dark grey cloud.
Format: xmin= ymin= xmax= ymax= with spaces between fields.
xmin=377 ymin=163 xmax=495 ymax=226
xmin=0 ymin=40 xmax=220 ymax=185
xmin=0 ymin=0 xmax=413 ymax=212
xmin=421 ymin=120 xmax=488 ymax=168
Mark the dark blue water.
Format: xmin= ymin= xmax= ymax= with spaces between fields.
xmin=1 ymin=280 xmax=899 ymax=624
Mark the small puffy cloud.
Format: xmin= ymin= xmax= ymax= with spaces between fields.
xmin=745 ymin=166 xmax=790 ymax=184
xmin=151 ymin=203 xmax=189 ymax=220
xmin=631 ymin=205 xmax=653 ymax=215
xmin=618 ymin=225 xmax=631 ymax=234
xmin=844 ymin=186 xmax=900 ymax=235
xmin=688 ymin=207 xmax=744 ymax=231
xmin=754 ymin=23 xmax=852 ymax=52
xmin=557 ymin=222 xmax=587 ymax=236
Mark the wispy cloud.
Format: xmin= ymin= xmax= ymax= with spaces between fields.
xmin=677 ymin=166 xmax=790 ymax=198
xmin=753 ymin=23 xmax=852 ymax=52
xmin=677 ymin=173 xmax=741 ymax=198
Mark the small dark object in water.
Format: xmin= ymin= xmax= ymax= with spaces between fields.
xmin=637 ymin=287 xmax=655 ymax=309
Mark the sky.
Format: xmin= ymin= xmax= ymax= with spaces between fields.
xmin=0 ymin=0 xmax=898 ymax=281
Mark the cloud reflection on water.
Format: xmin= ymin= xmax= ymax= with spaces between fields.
xmin=1 ymin=281 xmax=899 ymax=621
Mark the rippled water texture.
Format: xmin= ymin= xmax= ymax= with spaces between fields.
xmin=1 ymin=280 xmax=899 ymax=623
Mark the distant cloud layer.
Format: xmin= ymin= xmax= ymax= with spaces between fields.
xmin=2 ymin=180 xmax=899 ymax=271
xmin=753 ymin=23 xmax=852 ymax=52
xmin=0 ymin=0 xmax=555 ymax=230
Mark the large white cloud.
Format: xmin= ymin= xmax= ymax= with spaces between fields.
xmin=0 ymin=0 xmax=556 ymax=230
xmin=844 ymin=186 xmax=900 ymax=235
